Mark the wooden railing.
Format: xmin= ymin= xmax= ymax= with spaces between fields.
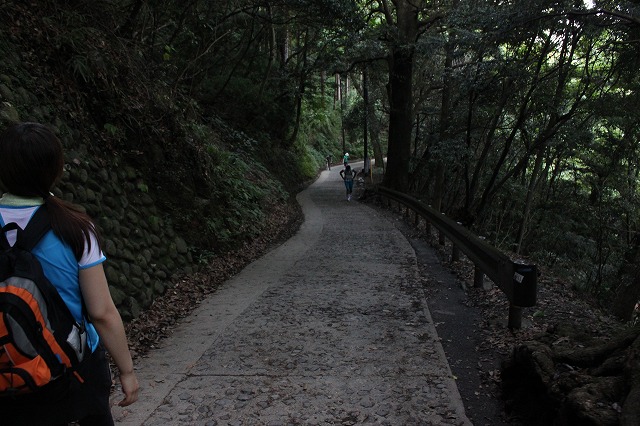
xmin=378 ymin=186 xmax=537 ymax=329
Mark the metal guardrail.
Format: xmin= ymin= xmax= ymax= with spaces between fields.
xmin=378 ymin=186 xmax=537 ymax=329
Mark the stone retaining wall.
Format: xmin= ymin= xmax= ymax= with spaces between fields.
xmin=1 ymin=78 xmax=193 ymax=320
xmin=59 ymin=158 xmax=193 ymax=320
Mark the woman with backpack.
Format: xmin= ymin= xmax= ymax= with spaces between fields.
xmin=0 ymin=122 xmax=139 ymax=425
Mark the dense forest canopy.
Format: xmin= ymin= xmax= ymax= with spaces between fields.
xmin=1 ymin=0 xmax=640 ymax=321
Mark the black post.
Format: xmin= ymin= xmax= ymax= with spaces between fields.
xmin=512 ymin=263 xmax=538 ymax=307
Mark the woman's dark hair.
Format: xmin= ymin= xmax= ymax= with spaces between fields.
xmin=0 ymin=122 xmax=101 ymax=259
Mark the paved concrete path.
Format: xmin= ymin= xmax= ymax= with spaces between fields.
xmin=113 ymin=165 xmax=471 ymax=425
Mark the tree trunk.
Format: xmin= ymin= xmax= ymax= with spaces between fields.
xmin=612 ymin=239 xmax=640 ymax=321
xmin=362 ymin=76 xmax=385 ymax=173
xmin=432 ymin=38 xmax=454 ymax=212
xmin=383 ymin=47 xmax=413 ymax=191
xmin=258 ymin=3 xmax=276 ymax=102
xmin=515 ymin=146 xmax=545 ymax=254
xmin=287 ymin=32 xmax=309 ymax=146
xmin=382 ymin=1 xmax=417 ymax=192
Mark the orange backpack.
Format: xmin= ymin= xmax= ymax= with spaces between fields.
xmin=0 ymin=206 xmax=87 ymax=396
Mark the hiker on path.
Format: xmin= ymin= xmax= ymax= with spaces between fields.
xmin=0 ymin=122 xmax=139 ymax=425
xmin=340 ymin=164 xmax=355 ymax=201
xmin=343 ymin=152 xmax=349 ymax=166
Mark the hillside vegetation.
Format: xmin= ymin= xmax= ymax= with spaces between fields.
xmin=0 ymin=1 xmax=334 ymax=319
xmin=5 ymin=1 xmax=640 ymax=324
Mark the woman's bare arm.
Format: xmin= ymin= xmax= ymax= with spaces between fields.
xmin=79 ymin=264 xmax=140 ymax=406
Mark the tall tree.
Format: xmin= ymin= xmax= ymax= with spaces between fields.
xmin=382 ymin=0 xmax=418 ymax=191
xmin=360 ymin=0 xmax=443 ymax=192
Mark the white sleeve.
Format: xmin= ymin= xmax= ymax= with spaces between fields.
xmin=79 ymin=230 xmax=106 ymax=269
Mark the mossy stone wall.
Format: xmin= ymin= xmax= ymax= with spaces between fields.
xmin=0 ymin=75 xmax=194 ymax=320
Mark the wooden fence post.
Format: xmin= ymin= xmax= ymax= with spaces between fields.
xmin=508 ymin=304 xmax=523 ymax=330
xmin=452 ymin=245 xmax=460 ymax=262
xmin=474 ymin=266 xmax=484 ymax=288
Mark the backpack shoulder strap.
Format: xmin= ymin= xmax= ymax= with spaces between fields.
xmin=16 ymin=205 xmax=52 ymax=252
xmin=0 ymin=224 xmax=11 ymax=251
xmin=18 ymin=205 xmax=91 ymax=324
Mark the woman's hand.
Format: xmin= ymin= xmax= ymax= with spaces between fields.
xmin=118 ymin=370 xmax=140 ymax=406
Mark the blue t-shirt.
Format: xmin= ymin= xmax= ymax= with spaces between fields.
xmin=0 ymin=198 xmax=105 ymax=352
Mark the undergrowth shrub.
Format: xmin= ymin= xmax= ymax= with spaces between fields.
xmin=194 ymin=140 xmax=287 ymax=255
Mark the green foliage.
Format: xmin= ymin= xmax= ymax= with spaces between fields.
xmin=400 ymin=0 xmax=640 ymax=313
xmin=342 ymin=102 xmax=364 ymax=148
xmin=136 ymin=182 xmax=149 ymax=193
xmin=103 ymin=123 xmax=125 ymax=144
xmin=197 ymin=140 xmax=288 ymax=252
xmin=68 ymin=55 xmax=91 ymax=83
xmin=298 ymin=92 xmax=344 ymax=170
xmin=163 ymin=45 xmax=175 ymax=62
xmin=47 ymin=13 xmax=117 ymax=88
xmin=148 ymin=215 xmax=161 ymax=228
xmin=199 ymin=75 xmax=295 ymax=142
xmin=298 ymin=146 xmax=322 ymax=178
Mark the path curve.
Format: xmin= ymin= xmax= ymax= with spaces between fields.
xmin=113 ymin=165 xmax=471 ymax=425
